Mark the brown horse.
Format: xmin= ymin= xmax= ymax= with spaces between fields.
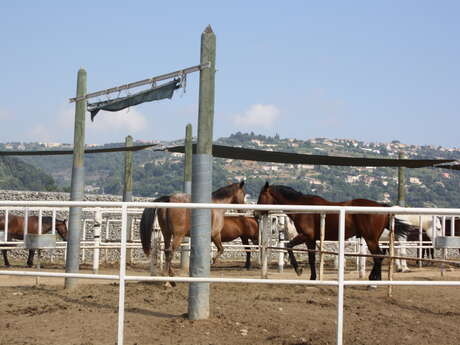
xmin=140 ymin=181 xmax=246 ymax=279
xmin=256 ymin=182 xmax=407 ymax=281
xmin=221 ymin=216 xmax=259 ymax=269
xmin=0 ymin=215 xmax=68 ymax=267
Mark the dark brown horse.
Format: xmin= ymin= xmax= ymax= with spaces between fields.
xmin=0 ymin=215 xmax=68 ymax=267
xmin=221 ymin=216 xmax=259 ymax=269
xmin=256 ymin=182 xmax=407 ymax=281
xmin=140 ymin=181 xmax=246 ymax=279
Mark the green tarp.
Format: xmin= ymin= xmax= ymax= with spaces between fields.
xmin=166 ymin=144 xmax=455 ymax=168
xmin=88 ymin=79 xmax=181 ymax=121
xmin=0 ymin=144 xmax=158 ymax=156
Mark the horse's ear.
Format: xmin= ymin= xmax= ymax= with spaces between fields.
xmin=239 ymin=180 xmax=245 ymax=188
xmin=264 ymin=181 xmax=270 ymax=189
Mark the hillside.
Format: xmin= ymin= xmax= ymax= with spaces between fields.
xmin=0 ymin=156 xmax=57 ymax=191
xmin=3 ymin=133 xmax=460 ymax=207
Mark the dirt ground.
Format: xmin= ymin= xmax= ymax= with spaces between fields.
xmin=0 ymin=261 xmax=459 ymax=345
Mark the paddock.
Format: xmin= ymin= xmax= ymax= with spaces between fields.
xmin=1 ymin=200 xmax=460 ymax=345
xmin=0 ymin=264 xmax=459 ymax=345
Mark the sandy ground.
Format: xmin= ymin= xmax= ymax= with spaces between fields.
xmin=0 ymin=260 xmax=459 ymax=345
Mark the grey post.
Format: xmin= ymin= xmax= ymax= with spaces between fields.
xmin=181 ymin=124 xmax=193 ymax=270
xmin=123 ymin=136 xmax=134 ymax=264
xmin=65 ymin=68 xmax=87 ymax=289
xmin=188 ymin=25 xmax=216 ymax=320
xmin=123 ymin=135 xmax=133 ymax=202
xmin=398 ymin=151 xmax=406 ymax=207
xmin=184 ymin=124 xmax=193 ymax=194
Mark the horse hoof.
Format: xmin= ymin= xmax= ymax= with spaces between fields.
xmin=164 ymin=281 xmax=176 ymax=288
xmin=367 ymin=285 xmax=378 ymax=290
xmin=295 ymin=268 xmax=303 ymax=276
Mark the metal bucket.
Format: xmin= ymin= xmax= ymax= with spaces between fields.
xmin=434 ymin=236 xmax=460 ymax=249
xmin=24 ymin=234 xmax=57 ymax=249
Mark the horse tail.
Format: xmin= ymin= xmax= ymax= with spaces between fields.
xmin=394 ymin=217 xmax=412 ymax=239
xmin=140 ymin=195 xmax=170 ymax=256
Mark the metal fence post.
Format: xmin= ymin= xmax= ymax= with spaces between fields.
xmin=117 ymin=204 xmax=128 ymax=345
xmin=336 ymin=209 xmax=346 ymax=345
xmin=93 ymin=208 xmax=102 ymax=274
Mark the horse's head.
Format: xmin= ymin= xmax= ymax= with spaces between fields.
xmin=257 ymin=181 xmax=276 ymax=205
xmin=255 ymin=181 xmax=275 ymax=218
xmin=55 ymin=219 xmax=68 ymax=241
xmin=213 ymin=180 xmax=246 ymax=205
xmin=434 ymin=216 xmax=442 ymax=235
xmin=232 ymin=180 xmax=246 ymax=205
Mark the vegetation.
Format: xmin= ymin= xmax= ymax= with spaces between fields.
xmin=2 ymin=133 xmax=459 ymax=208
xmin=0 ymin=156 xmax=57 ymax=191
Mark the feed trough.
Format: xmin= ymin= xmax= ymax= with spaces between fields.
xmin=24 ymin=234 xmax=57 ymax=249
xmin=434 ymin=236 xmax=460 ymax=249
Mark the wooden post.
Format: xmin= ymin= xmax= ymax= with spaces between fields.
xmin=398 ymin=151 xmax=406 ymax=207
xmin=319 ymin=213 xmax=326 ymax=280
xmin=123 ymin=135 xmax=134 ymax=202
xmin=65 ymin=68 xmax=87 ymax=290
xmin=188 ymin=25 xmax=216 ymax=320
xmin=123 ymin=136 xmax=134 ymax=264
xmin=388 ymin=215 xmax=395 ymax=297
xmin=260 ymin=216 xmax=269 ymax=278
xmin=181 ymin=124 xmax=192 ymax=271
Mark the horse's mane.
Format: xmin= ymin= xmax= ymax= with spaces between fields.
xmin=41 ymin=217 xmax=66 ymax=224
xmin=212 ymin=183 xmax=239 ymax=200
xmin=270 ymin=185 xmax=316 ymax=201
xmin=41 ymin=217 xmax=53 ymax=224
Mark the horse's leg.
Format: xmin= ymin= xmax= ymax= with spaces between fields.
xmin=365 ymin=240 xmax=384 ymax=281
xmin=396 ymin=236 xmax=410 ymax=272
xmin=306 ymin=240 xmax=317 ymax=280
xmin=2 ymin=249 xmax=10 ymax=267
xmin=169 ymin=235 xmax=184 ymax=276
xmin=27 ymin=249 xmax=35 ymax=268
xmin=286 ymin=234 xmax=307 ymax=276
xmin=211 ymin=234 xmax=224 ymax=265
xmin=241 ymin=237 xmax=251 ymax=270
xmin=162 ymin=231 xmax=173 ymax=276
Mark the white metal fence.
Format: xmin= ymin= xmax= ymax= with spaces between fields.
xmin=1 ymin=200 xmax=460 ymax=345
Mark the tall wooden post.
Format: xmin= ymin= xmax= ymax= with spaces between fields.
xmin=184 ymin=124 xmax=193 ymax=194
xmin=123 ymin=135 xmax=133 ymax=202
xmin=180 ymin=124 xmax=192 ymax=270
xmin=65 ymin=68 xmax=87 ymax=289
xmin=398 ymin=151 xmax=406 ymax=207
xmin=123 ymin=135 xmax=134 ymax=264
xmin=188 ymin=25 xmax=216 ymax=320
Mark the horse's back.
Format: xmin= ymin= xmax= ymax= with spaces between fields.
xmin=0 ymin=216 xmax=26 ymax=239
xmin=220 ymin=216 xmax=258 ymax=242
xmin=221 ymin=216 xmax=244 ymax=242
xmin=350 ymin=198 xmax=387 ymax=207
xmin=244 ymin=217 xmax=259 ymax=241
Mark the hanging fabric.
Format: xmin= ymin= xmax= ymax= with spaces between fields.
xmin=88 ymin=79 xmax=181 ymax=121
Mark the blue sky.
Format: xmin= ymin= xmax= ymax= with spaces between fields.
xmin=1 ymin=1 xmax=459 ymax=147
